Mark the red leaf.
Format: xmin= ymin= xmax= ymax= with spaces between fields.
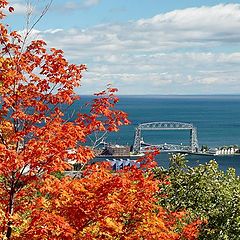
xmin=8 ymin=6 xmax=14 ymax=13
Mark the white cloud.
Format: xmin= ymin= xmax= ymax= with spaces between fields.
xmin=18 ymin=4 xmax=240 ymax=94
xmin=198 ymin=77 xmax=219 ymax=85
xmin=64 ymin=1 xmax=79 ymax=10
xmin=137 ymin=4 xmax=240 ymax=42
xmin=62 ymin=0 xmax=101 ymax=10
xmin=82 ymin=0 xmax=100 ymax=7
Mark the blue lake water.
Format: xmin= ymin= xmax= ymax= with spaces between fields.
xmin=69 ymin=95 xmax=240 ymax=174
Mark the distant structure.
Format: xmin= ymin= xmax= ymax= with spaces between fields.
xmin=95 ymin=144 xmax=131 ymax=157
xmin=103 ymin=144 xmax=130 ymax=156
xmin=133 ymin=121 xmax=199 ymax=153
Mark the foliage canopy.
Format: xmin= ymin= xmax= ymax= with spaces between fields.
xmin=154 ymin=154 xmax=240 ymax=240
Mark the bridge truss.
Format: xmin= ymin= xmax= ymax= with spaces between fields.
xmin=133 ymin=122 xmax=199 ymax=153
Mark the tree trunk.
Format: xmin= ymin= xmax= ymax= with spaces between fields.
xmin=5 ymin=183 xmax=15 ymax=240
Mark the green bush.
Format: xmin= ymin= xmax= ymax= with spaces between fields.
xmin=154 ymin=153 xmax=240 ymax=240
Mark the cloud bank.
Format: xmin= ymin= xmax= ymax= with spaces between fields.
xmin=21 ymin=4 xmax=240 ymax=94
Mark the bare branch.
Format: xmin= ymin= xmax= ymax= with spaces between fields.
xmin=88 ymin=131 xmax=108 ymax=150
xmin=20 ymin=0 xmax=53 ymax=52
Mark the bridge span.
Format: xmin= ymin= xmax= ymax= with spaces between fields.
xmin=133 ymin=122 xmax=199 ymax=153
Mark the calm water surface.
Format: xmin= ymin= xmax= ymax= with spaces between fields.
xmin=70 ymin=95 xmax=240 ymax=174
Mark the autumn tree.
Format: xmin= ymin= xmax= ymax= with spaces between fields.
xmin=0 ymin=1 xmax=201 ymax=239
xmin=0 ymin=0 xmax=129 ymax=237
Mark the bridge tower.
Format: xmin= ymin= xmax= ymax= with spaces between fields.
xmin=133 ymin=127 xmax=141 ymax=153
xmin=132 ymin=122 xmax=199 ymax=154
xmin=190 ymin=127 xmax=199 ymax=152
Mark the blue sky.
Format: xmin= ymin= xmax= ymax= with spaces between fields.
xmin=6 ymin=0 xmax=240 ymax=94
